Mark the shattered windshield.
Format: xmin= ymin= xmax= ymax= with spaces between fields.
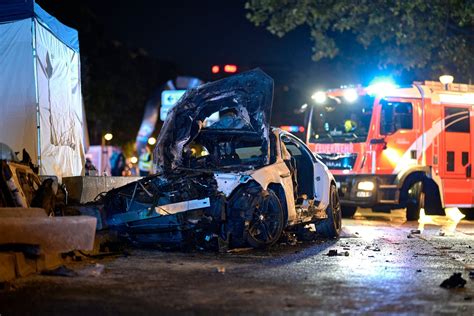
xmin=308 ymin=95 xmax=374 ymax=144
xmin=182 ymin=131 xmax=267 ymax=170
xmin=201 ymin=98 xmax=254 ymax=130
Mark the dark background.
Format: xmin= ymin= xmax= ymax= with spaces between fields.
xmin=35 ymin=0 xmax=424 ymax=145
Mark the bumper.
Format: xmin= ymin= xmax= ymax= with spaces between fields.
xmin=116 ymin=209 xmax=221 ymax=247
xmin=107 ymin=198 xmax=227 ymax=248
xmin=335 ymin=174 xmax=399 ymax=209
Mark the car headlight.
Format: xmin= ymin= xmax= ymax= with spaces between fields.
xmin=357 ymin=181 xmax=375 ymax=191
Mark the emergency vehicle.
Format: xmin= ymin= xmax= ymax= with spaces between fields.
xmin=304 ymin=76 xmax=474 ymax=220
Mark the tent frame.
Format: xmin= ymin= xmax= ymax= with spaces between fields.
xmin=31 ymin=17 xmax=42 ymax=170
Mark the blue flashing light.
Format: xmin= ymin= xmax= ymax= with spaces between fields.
xmin=366 ymin=77 xmax=398 ymax=97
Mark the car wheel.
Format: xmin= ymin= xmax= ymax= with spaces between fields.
xmin=245 ymin=189 xmax=284 ymax=248
xmin=459 ymin=208 xmax=474 ymax=220
xmin=316 ymin=185 xmax=342 ymax=238
xmin=406 ymin=181 xmax=424 ymax=221
xmin=341 ymin=206 xmax=357 ymax=218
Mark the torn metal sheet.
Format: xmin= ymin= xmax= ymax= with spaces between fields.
xmin=156 ymin=198 xmax=210 ymax=215
xmin=154 ymin=69 xmax=273 ymax=173
xmin=107 ymin=197 xmax=211 ymax=225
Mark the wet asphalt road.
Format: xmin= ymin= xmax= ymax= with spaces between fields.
xmin=1 ymin=209 xmax=474 ymax=315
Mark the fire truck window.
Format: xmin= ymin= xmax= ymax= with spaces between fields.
xmin=380 ymin=101 xmax=413 ymax=134
xmin=462 ymin=152 xmax=469 ymax=166
xmin=308 ymin=95 xmax=374 ymax=144
xmin=447 ymin=151 xmax=455 ymax=172
xmin=444 ymin=107 xmax=470 ymax=133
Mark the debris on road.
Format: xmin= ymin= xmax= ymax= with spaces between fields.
xmin=434 ymin=246 xmax=452 ymax=250
xmin=280 ymin=232 xmax=298 ymax=246
xmin=327 ymin=249 xmax=349 ymax=257
xmin=227 ymin=247 xmax=253 ymax=254
xmin=216 ymin=266 xmax=226 ymax=274
xmin=410 ymin=229 xmax=421 ymax=234
xmin=365 ymin=245 xmax=381 ymax=252
xmin=78 ymin=264 xmax=105 ymax=277
xmin=468 ymin=271 xmax=474 ymax=279
xmin=41 ymin=265 xmax=77 ymax=277
xmin=440 ymin=273 xmax=467 ymax=289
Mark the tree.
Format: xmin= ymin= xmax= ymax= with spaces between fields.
xmin=246 ymin=0 xmax=474 ymax=81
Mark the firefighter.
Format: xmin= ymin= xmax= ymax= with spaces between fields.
xmin=344 ymin=113 xmax=358 ymax=133
xmin=138 ymin=147 xmax=152 ymax=176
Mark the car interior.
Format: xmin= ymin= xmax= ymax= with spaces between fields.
xmin=281 ymin=135 xmax=315 ymax=200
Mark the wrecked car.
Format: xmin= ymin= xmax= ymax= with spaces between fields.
xmin=102 ymin=69 xmax=341 ymax=249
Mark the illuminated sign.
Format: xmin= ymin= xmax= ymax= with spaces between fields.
xmin=160 ymin=90 xmax=186 ymax=121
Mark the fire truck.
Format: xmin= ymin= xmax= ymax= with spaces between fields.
xmin=305 ymin=77 xmax=474 ymax=220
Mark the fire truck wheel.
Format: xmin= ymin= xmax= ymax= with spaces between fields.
xmin=459 ymin=208 xmax=474 ymax=220
xmin=341 ymin=206 xmax=357 ymax=218
xmin=316 ymin=185 xmax=342 ymax=238
xmin=406 ymin=182 xmax=424 ymax=221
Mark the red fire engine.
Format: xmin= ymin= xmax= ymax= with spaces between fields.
xmin=305 ymin=77 xmax=474 ymax=220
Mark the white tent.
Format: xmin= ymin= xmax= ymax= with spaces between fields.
xmin=0 ymin=0 xmax=85 ymax=178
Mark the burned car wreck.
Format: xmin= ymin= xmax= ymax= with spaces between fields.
xmin=103 ymin=69 xmax=342 ymax=249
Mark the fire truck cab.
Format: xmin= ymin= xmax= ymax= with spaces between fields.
xmin=305 ymin=78 xmax=474 ymax=220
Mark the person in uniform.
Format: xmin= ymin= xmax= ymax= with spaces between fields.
xmin=138 ymin=147 xmax=152 ymax=176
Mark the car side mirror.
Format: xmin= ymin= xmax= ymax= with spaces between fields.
xmin=370 ymin=138 xmax=385 ymax=144
xmin=370 ymin=138 xmax=387 ymax=150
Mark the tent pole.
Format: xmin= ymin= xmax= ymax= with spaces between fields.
xmin=31 ymin=18 xmax=42 ymax=172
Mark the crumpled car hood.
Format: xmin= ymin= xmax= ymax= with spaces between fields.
xmin=154 ymin=68 xmax=274 ymax=173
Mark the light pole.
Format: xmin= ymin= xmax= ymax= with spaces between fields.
xmin=101 ymin=132 xmax=113 ymax=175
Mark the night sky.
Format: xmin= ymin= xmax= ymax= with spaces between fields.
xmin=35 ymin=0 xmax=407 ymax=130
xmin=97 ymin=0 xmax=314 ymax=80
xmin=94 ymin=0 xmax=403 ymax=87
xmin=38 ymin=0 xmax=372 ymax=89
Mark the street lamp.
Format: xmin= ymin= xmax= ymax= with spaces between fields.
xmin=101 ymin=132 xmax=113 ymax=175
xmin=148 ymin=137 xmax=157 ymax=146
xmin=104 ymin=133 xmax=113 ymax=141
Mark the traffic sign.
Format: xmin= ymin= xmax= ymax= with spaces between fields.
xmin=160 ymin=90 xmax=186 ymax=121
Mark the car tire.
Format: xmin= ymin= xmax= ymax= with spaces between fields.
xmin=459 ymin=208 xmax=474 ymax=220
xmin=316 ymin=185 xmax=342 ymax=238
xmin=341 ymin=206 xmax=357 ymax=218
xmin=406 ymin=181 xmax=424 ymax=221
xmin=245 ymin=189 xmax=284 ymax=249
